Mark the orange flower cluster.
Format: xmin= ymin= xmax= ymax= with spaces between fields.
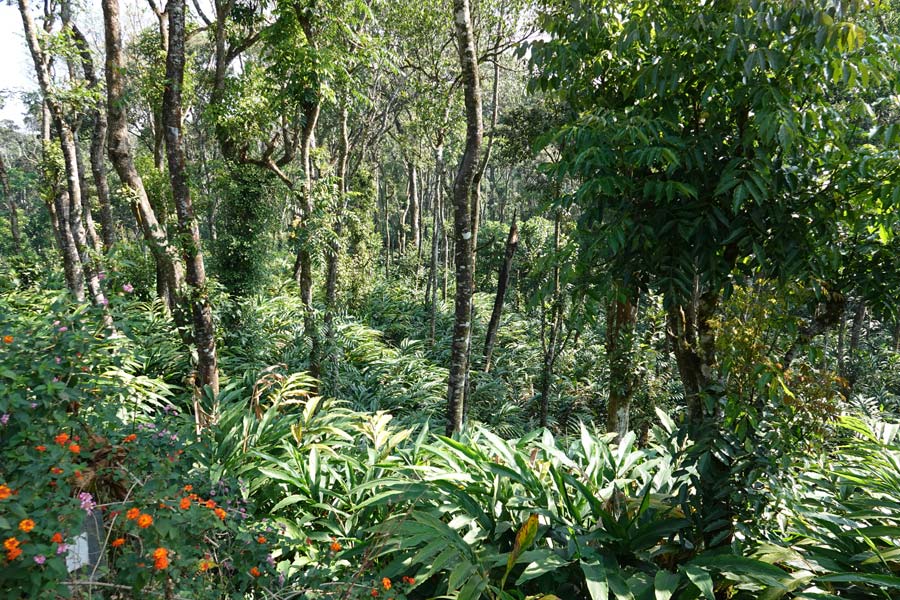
xmin=330 ymin=538 xmax=342 ymax=552
xmin=0 ymin=484 xmax=12 ymax=500
xmin=137 ymin=514 xmax=153 ymax=529
xmin=401 ymin=576 xmax=415 ymax=585
xmin=111 ymin=538 xmax=125 ymax=548
xmin=3 ymin=335 xmax=13 ymax=344
xmin=50 ymin=467 xmax=63 ymax=475
xmin=4 ymin=537 xmax=22 ymax=561
xmin=257 ymin=536 xmax=267 ymax=544
xmin=35 ymin=445 xmax=46 ymax=452
xmin=51 ymin=533 xmax=63 ymax=544
xmin=249 ymin=566 xmax=261 ymax=577
xmin=126 ymin=508 xmax=140 ymax=520
xmin=179 ymin=497 xmax=191 ymax=510
xmin=68 ymin=444 xmax=80 ymax=454
xmin=152 ymin=547 xmax=169 ymax=570
xmin=18 ymin=519 xmax=34 ymax=533
xmin=54 ymin=433 xmax=70 ymax=446
xmin=382 ymin=577 xmax=392 ymax=590
xmin=122 ymin=434 xmax=137 ymax=443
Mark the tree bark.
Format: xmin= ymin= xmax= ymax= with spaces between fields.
xmin=843 ymin=301 xmax=866 ymax=397
xmin=162 ymin=0 xmax=219 ymax=397
xmin=606 ymin=290 xmax=638 ymax=438
xmin=482 ymin=212 xmax=517 ymax=372
xmin=70 ymin=22 xmax=115 ymax=251
xmin=103 ymin=0 xmax=184 ymax=313
xmin=446 ymin=0 xmax=483 ymax=436
xmin=429 ymin=142 xmax=445 ymax=346
xmin=408 ymin=160 xmax=420 ymax=253
xmin=539 ymin=212 xmax=563 ymax=428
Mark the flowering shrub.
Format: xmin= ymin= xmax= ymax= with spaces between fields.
xmin=0 ymin=291 xmax=283 ymax=598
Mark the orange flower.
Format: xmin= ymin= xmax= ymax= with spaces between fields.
xmin=382 ymin=578 xmax=391 ymax=590
xmin=3 ymin=538 xmax=19 ymax=551
xmin=35 ymin=445 xmax=46 ymax=452
xmin=402 ymin=576 xmax=415 ymax=585
xmin=3 ymin=335 xmax=13 ymax=344
xmin=330 ymin=540 xmax=342 ymax=552
xmin=183 ymin=485 xmax=192 ymax=492
xmin=213 ymin=508 xmax=226 ymax=521
xmin=0 ymin=485 xmax=11 ymax=500
xmin=50 ymin=467 xmax=64 ymax=475
xmin=198 ymin=558 xmax=215 ymax=572
xmin=137 ymin=514 xmax=153 ymax=529
xmin=179 ymin=497 xmax=191 ymax=510
xmin=18 ymin=519 xmax=35 ymax=533
xmin=204 ymin=500 xmax=216 ymax=509
xmin=257 ymin=536 xmax=267 ymax=544
xmin=6 ymin=546 xmax=22 ymax=561
xmin=249 ymin=566 xmax=261 ymax=577
xmin=152 ymin=547 xmax=169 ymax=570
xmin=111 ymin=538 xmax=125 ymax=548
xmin=370 ymin=591 xmax=379 ymax=598
xmin=54 ymin=433 xmax=69 ymax=446
xmin=123 ymin=434 xmax=137 ymax=443
xmin=51 ymin=533 xmax=63 ymax=544
xmin=68 ymin=444 xmax=80 ymax=454
xmin=126 ymin=508 xmax=140 ymax=520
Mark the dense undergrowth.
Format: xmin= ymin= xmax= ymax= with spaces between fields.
xmin=1 ymin=257 xmax=900 ymax=600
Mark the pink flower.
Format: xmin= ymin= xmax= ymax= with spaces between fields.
xmin=58 ymin=326 xmax=68 ymax=333
xmin=122 ymin=284 xmax=134 ymax=293
xmin=78 ymin=492 xmax=96 ymax=513
xmin=34 ymin=555 xmax=46 ymax=565
xmin=98 ymin=297 xmax=109 ymax=306
xmin=56 ymin=543 xmax=67 ymax=555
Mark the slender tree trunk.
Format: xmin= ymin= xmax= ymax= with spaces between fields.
xmin=290 ymin=99 xmax=322 ymax=381
xmin=163 ymin=0 xmax=219 ymax=397
xmin=446 ymin=0 xmax=483 ymax=436
xmin=74 ymin=132 xmax=103 ymax=253
xmin=102 ymin=0 xmax=184 ymax=314
xmin=408 ymin=160 xmax=420 ymax=253
xmin=0 ymin=153 xmax=20 ymax=254
xmin=429 ymin=143 xmax=444 ymax=345
xmin=483 ymin=212 xmax=517 ymax=373
xmin=324 ymin=106 xmax=349 ymax=388
xmin=539 ymin=212 xmax=562 ymax=428
xmin=89 ymin=110 xmax=115 ymax=250
xmin=70 ymin=22 xmax=115 ymax=251
xmin=844 ymin=301 xmax=866 ymax=397
xmin=606 ymin=289 xmax=638 ymax=437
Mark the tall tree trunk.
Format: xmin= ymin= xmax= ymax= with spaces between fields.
xmin=483 ymin=212 xmax=517 ymax=373
xmin=539 ymin=212 xmax=562 ymax=428
xmin=0 ymin=153 xmax=20 ymax=254
xmin=408 ymin=160 xmax=420 ymax=253
xmin=102 ymin=0 xmax=184 ymax=314
xmin=606 ymin=290 xmax=638 ymax=437
xmin=73 ymin=133 xmax=103 ymax=253
xmin=70 ymin=22 xmax=115 ymax=251
xmin=429 ymin=142 xmax=445 ymax=346
xmin=324 ymin=106 xmax=349 ymax=388
xmin=89 ymin=109 xmax=115 ymax=250
xmin=163 ymin=0 xmax=219 ymax=397
xmin=446 ymin=0 xmax=483 ymax=436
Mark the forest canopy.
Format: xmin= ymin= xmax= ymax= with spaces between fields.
xmin=1 ymin=0 xmax=899 ymax=598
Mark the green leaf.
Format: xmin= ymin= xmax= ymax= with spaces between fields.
xmin=582 ymin=560 xmax=610 ymax=600
xmin=502 ymin=514 xmax=541 ymax=589
xmin=683 ymin=565 xmax=714 ymax=600
xmin=654 ymin=570 xmax=680 ymax=600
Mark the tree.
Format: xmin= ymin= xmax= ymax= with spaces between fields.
xmin=446 ymin=0 xmax=483 ymax=435
xmin=162 ymin=0 xmax=219 ymax=397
